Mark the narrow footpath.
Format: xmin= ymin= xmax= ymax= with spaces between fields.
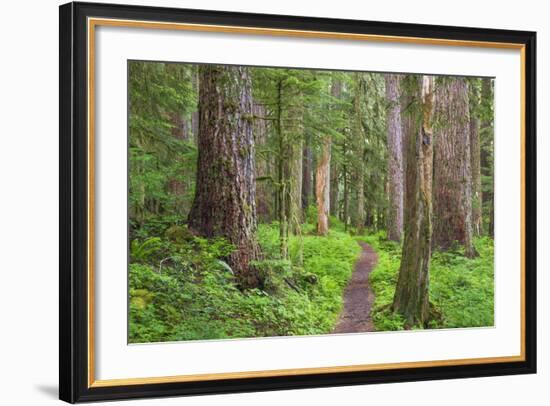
xmin=333 ymin=242 xmax=378 ymax=334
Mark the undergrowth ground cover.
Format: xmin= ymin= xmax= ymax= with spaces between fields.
xmin=129 ymin=215 xmax=494 ymax=343
xmin=129 ymin=215 xmax=360 ymax=343
xmin=359 ymin=232 xmax=494 ymax=331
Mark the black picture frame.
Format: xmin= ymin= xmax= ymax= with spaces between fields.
xmin=59 ymin=1 xmax=537 ymax=403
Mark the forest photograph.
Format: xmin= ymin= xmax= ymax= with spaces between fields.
xmin=128 ymin=60 xmax=495 ymax=344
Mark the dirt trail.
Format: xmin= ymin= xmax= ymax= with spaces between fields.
xmin=332 ymin=242 xmax=378 ymax=334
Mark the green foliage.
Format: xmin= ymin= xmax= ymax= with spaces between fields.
xmin=128 ymin=61 xmax=198 ymax=227
xmin=130 ymin=237 xmax=162 ymax=262
xmin=128 ymin=61 xmax=495 ymax=342
xmin=361 ymin=233 xmax=494 ymax=331
xmin=129 ymin=223 xmax=361 ymax=343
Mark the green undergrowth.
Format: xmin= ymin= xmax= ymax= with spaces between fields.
xmin=359 ymin=232 xmax=494 ymax=331
xmin=129 ymin=218 xmax=360 ymax=343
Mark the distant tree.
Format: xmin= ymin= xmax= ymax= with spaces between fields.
xmin=468 ymin=78 xmax=483 ymax=235
xmin=302 ymin=134 xmax=313 ymax=210
xmin=351 ymin=73 xmax=366 ymax=233
xmin=480 ymin=78 xmax=495 ymax=237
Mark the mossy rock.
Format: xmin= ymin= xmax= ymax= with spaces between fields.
xmin=165 ymin=225 xmax=193 ymax=243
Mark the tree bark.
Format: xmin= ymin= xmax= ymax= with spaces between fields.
xmin=285 ymin=95 xmax=304 ymax=235
xmin=392 ymin=75 xmax=434 ymax=328
xmin=385 ymin=74 xmax=404 ymax=242
xmin=276 ymin=80 xmax=289 ymax=259
xmin=342 ymin=140 xmax=350 ymax=230
xmin=432 ymin=77 xmax=477 ymax=257
xmin=480 ymin=78 xmax=494 ymax=237
xmin=316 ymin=137 xmax=331 ymax=235
xmin=329 ymin=79 xmax=342 ymax=218
xmin=329 ymin=155 xmax=339 ymax=217
xmin=352 ymin=73 xmax=366 ymax=234
xmin=253 ymin=103 xmax=272 ymax=223
xmin=188 ymin=65 xmax=261 ymax=289
xmin=400 ymin=76 xmax=416 ymax=201
xmin=302 ymin=134 xmax=313 ymax=210
xmin=167 ymin=111 xmax=188 ymax=215
xmin=316 ymin=78 xmax=340 ymax=235
xmin=469 ymin=79 xmax=483 ymax=236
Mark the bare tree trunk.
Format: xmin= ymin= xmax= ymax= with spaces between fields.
xmin=400 ymin=76 xmax=416 ymax=201
xmin=253 ymin=103 xmax=272 ymax=223
xmin=302 ymin=134 xmax=313 ymax=210
xmin=385 ymin=74 xmax=404 ymax=242
xmin=480 ymin=78 xmax=494 ymax=237
xmin=316 ymin=137 xmax=331 ymax=235
xmin=188 ymin=65 xmax=261 ymax=289
xmin=392 ymin=75 xmax=434 ymax=327
xmin=275 ymin=80 xmax=289 ymax=259
xmin=343 ymin=140 xmax=350 ymax=231
xmin=352 ymin=73 xmax=366 ymax=234
xmin=316 ymin=78 xmax=340 ymax=235
xmin=433 ymin=77 xmax=477 ymax=257
xmin=284 ymin=90 xmax=304 ymax=235
xmin=469 ymin=79 xmax=483 ymax=236
xmin=167 ymin=111 xmax=188 ymax=215
xmin=330 ymin=157 xmax=339 ymax=217
xmin=329 ymin=79 xmax=342 ymax=218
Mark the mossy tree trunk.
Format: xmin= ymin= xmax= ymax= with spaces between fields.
xmin=316 ymin=78 xmax=341 ymax=235
xmin=302 ymin=134 xmax=313 ymax=210
xmin=316 ymin=136 xmax=331 ymax=235
xmin=253 ymin=102 xmax=273 ymax=223
xmin=385 ymin=74 xmax=404 ymax=242
xmin=469 ymin=79 xmax=483 ymax=236
xmin=400 ymin=76 xmax=417 ymax=202
xmin=329 ymin=79 xmax=342 ymax=218
xmin=188 ymin=65 xmax=261 ymax=289
xmin=285 ymin=94 xmax=304 ymax=235
xmin=392 ymin=75 xmax=434 ymax=328
xmin=433 ymin=77 xmax=477 ymax=258
xmin=352 ymin=73 xmax=366 ymax=234
xmin=480 ymin=78 xmax=494 ymax=237
xmin=275 ymin=79 xmax=289 ymax=259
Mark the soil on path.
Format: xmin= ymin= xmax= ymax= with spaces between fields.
xmin=332 ymin=241 xmax=378 ymax=334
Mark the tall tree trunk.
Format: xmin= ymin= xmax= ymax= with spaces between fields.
xmin=400 ymin=76 xmax=416 ymax=201
xmin=352 ymin=73 xmax=366 ymax=234
xmin=432 ymin=77 xmax=477 ymax=258
xmin=480 ymin=78 xmax=494 ymax=237
xmin=316 ymin=78 xmax=340 ymax=235
xmin=188 ymin=65 xmax=261 ymax=289
xmin=316 ymin=137 xmax=331 ymax=235
xmin=469 ymin=79 xmax=483 ymax=236
xmin=385 ymin=74 xmax=404 ymax=242
xmin=329 ymin=79 xmax=342 ymax=218
xmin=285 ymin=94 xmax=304 ymax=235
xmin=330 ymin=156 xmax=339 ymax=217
xmin=167 ymin=111 xmax=188 ymax=215
xmin=342 ymin=140 xmax=350 ymax=230
xmin=276 ymin=80 xmax=289 ymax=259
xmin=253 ymin=103 xmax=272 ymax=223
xmin=392 ymin=75 xmax=434 ymax=327
xmin=302 ymin=134 xmax=313 ymax=210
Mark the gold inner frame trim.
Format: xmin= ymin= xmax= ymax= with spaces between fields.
xmin=87 ymin=17 xmax=527 ymax=388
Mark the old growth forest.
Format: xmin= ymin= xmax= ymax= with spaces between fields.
xmin=128 ymin=61 xmax=495 ymax=343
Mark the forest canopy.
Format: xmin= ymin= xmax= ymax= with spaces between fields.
xmin=128 ymin=61 xmax=494 ymax=343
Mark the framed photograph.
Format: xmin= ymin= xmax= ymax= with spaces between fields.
xmin=59 ymin=1 xmax=536 ymax=403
